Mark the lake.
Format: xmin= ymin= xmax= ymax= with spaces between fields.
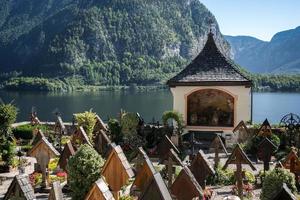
xmin=1 ymin=90 xmax=300 ymax=124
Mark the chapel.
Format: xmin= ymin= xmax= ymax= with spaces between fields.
xmin=167 ymin=31 xmax=252 ymax=134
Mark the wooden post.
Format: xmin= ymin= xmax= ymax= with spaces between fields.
xmin=257 ymin=138 xmax=277 ymax=171
xmin=236 ymin=155 xmax=243 ymax=200
xmin=167 ymin=156 xmax=173 ymax=188
xmin=223 ymin=144 xmax=256 ymax=200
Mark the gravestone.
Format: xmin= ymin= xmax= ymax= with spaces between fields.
xmin=72 ymin=126 xmax=92 ymax=147
xmin=58 ymin=141 xmax=76 ymax=171
xmin=48 ymin=181 xmax=63 ymax=200
xmin=257 ymin=138 xmax=277 ymax=171
xmin=4 ymin=174 xmax=35 ymax=200
xmin=282 ymin=148 xmax=300 ymax=175
xmin=209 ymin=135 xmax=228 ymax=167
xmin=101 ymin=143 xmax=134 ymax=199
xmin=189 ymin=150 xmax=215 ymax=188
xmin=257 ymin=119 xmax=272 ymax=137
xmin=28 ymin=137 xmax=60 ymax=188
xmin=270 ymin=183 xmax=297 ymax=200
xmin=157 ymin=135 xmax=180 ymax=163
xmin=223 ymin=144 xmax=256 ymax=200
xmin=94 ymin=130 xmax=112 ymax=158
xmin=233 ymin=121 xmax=250 ymax=143
xmin=85 ymin=178 xmax=115 ymax=200
xmin=171 ymin=158 xmax=203 ymax=200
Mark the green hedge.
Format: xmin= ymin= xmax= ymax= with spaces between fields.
xmin=13 ymin=124 xmax=48 ymax=140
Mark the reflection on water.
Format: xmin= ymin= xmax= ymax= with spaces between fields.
xmin=1 ymin=90 xmax=300 ymax=124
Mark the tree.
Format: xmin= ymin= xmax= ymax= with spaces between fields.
xmin=67 ymin=144 xmax=105 ymax=200
xmin=74 ymin=110 xmax=97 ymax=143
xmin=260 ymin=168 xmax=296 ymax=200
xmin=0 ymin=103 xmax=18 ymax=134
xmin=0 ymin=103 xmax=18 ymax=169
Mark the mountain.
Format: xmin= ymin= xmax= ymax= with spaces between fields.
xmin=0 ymin=0 xmax=230 ymax=86
xmin=225 ymin=26 xmax=300 ymax=73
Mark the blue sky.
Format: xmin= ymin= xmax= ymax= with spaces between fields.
xmin=200 ymin=0 xmax=300 ymax=41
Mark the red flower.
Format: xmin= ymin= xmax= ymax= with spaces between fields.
xmin=56 ymin=171 xmax=67 ymax=177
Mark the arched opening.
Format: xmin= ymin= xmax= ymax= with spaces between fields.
xmin=187 ymin=89 xmax=234 ymax=127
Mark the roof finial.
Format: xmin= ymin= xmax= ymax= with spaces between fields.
xmin=208 ymin=19 xmax=215 ymax=36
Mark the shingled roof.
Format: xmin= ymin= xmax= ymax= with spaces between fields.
xmin=167 ymin=32 xmax=251 ymax=87
xmin=85 ymin=178 xmax=115 ymax=200
xmin=4 ymin=174 xmax=35 ymax=200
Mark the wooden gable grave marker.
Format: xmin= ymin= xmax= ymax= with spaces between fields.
xmin=94 ymin=115 xmax=108 ymax=133
xmin=4 ymin=174 xmax=35 ymax=200
xmin=171 ymin=151 xmax=203 ymax=200
xmin=72 ymin=126 xmax=92 ymax=147
xmin=94 ymin=129 xmax=112 ymax=158
xmin=101 ymin=143 xmax=134 ymax=199
xmin=282 ymin=148 xmax=300 ymax=175
xmin=58 ymin=141 xmax=76 ymax=171
xmin=31 ymin=129 xmax=46 ymax=146
xmin=257 ymin=119 xmax=272 ymax=137
xmin=233 ymin=120 xmax=250 ymax=143
xmin=139 ymin=172 xmax=172 ymax=200
xmin=190 ymin=150 xmax=215 ymax=188
xmin=257 ymin=138 xmax=277 ymax=171
xmin=157 ymin=135 xmax=180 ymax=162
xmin=28 ymin=136 xmax=60 ymax=188
xmin=270 ymin=183 xmax=297 ymax=200
xmin=223 ymin=144 xmax=256 ymax=200
xmin=85 ymin=178 xmax=115 ymax=200
xmin=54 ymin=116 xmax=66 ymax=135
xmin=131 ymin=147 xmax=156 ymax=195
xmin=48 ymin=181 xmax=63 ymax=200
xmin=209 ymin=135 xmax=228 ymax=167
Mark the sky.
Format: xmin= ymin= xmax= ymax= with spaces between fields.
xmin=200 ymin=0 xmax=300 ymax=41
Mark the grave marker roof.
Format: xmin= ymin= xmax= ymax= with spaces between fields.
xmin=4 ymin=174 xmax=35 ymax=200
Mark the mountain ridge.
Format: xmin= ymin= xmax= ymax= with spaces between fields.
xmin=225 ymin=26 xmax=300 ymax=73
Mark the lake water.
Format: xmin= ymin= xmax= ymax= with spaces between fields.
xmin=1 ymin=90 xmax=300 ymax=124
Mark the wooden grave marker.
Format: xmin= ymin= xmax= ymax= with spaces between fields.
xmin=170 ymin=150 xmax=203 ymax=200
xmin=257 ymin=138 xmax=277 ymax=171
xmin=223 ymin=144 xmax=256 ymax=200
xmin=256 ymin=119 xmax=272 ymax=137
xmin=209 ymin=135 xmax=228 ymax=167
xmin=72 ymin=126 xmax=92 ymax=147
xmin=54 ymin=116 xmax=66 ymax=135
xmin=85 ymin=178 xmax=115 ymax=200
xmin=94 ymin=115 xmax=109 ymax=133
xmin=101 ymin=143 xmax=134 ymax=199
xmin=190 ymin=150 xmax=215 ymax=188
xmin=139 ymin=172 xmax=172 ymax=200
xmin=94 ymin=129 xmax=112 ymax=158
xmin=131 ymin=147 xmax=156 ymax=194
xmin=58 ymin=141 xmax=76 ymax=171
xmin=31 ymin=129 xmax=46 ymax=146
xmin=4 ymin=174 xmax=35 ymax=200
xmin=233 ymin=120 xmax=250 ymax=143
xmin=282 ymin=148 xmax=300 ymax=175
xmin=28 ymin=136 xmax=60 ymax=188
xmin=270 ymin=183 xmax=297 ymax=200
xmin=48 ymin=181 xmax=63 ymax=200
xmin=157 ymin=135 xmax=180 ymax=162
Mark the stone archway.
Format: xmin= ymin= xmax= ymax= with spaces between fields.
xmin=187 ymin=89 xmax=234 ymax=127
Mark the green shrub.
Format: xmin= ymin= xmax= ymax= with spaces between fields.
xmin=13 ymin=124 xmax=48 ymax=140
xmin=0 ymin=103 xmax=18 ymax=132
xmin=74 ymin=110 xmax=97 ymax=143
xmin=67 ymin=144 xmax=105 ymax=200
xmin=207 ymin=165 xmax=235 ymax=186
xmin=260 ymin=168 xmax=296 ymax=200
xmin=108 ymin=118 xmax=122 ymax=143
xmin=243 ymin=134 xmax=280 ymax=155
